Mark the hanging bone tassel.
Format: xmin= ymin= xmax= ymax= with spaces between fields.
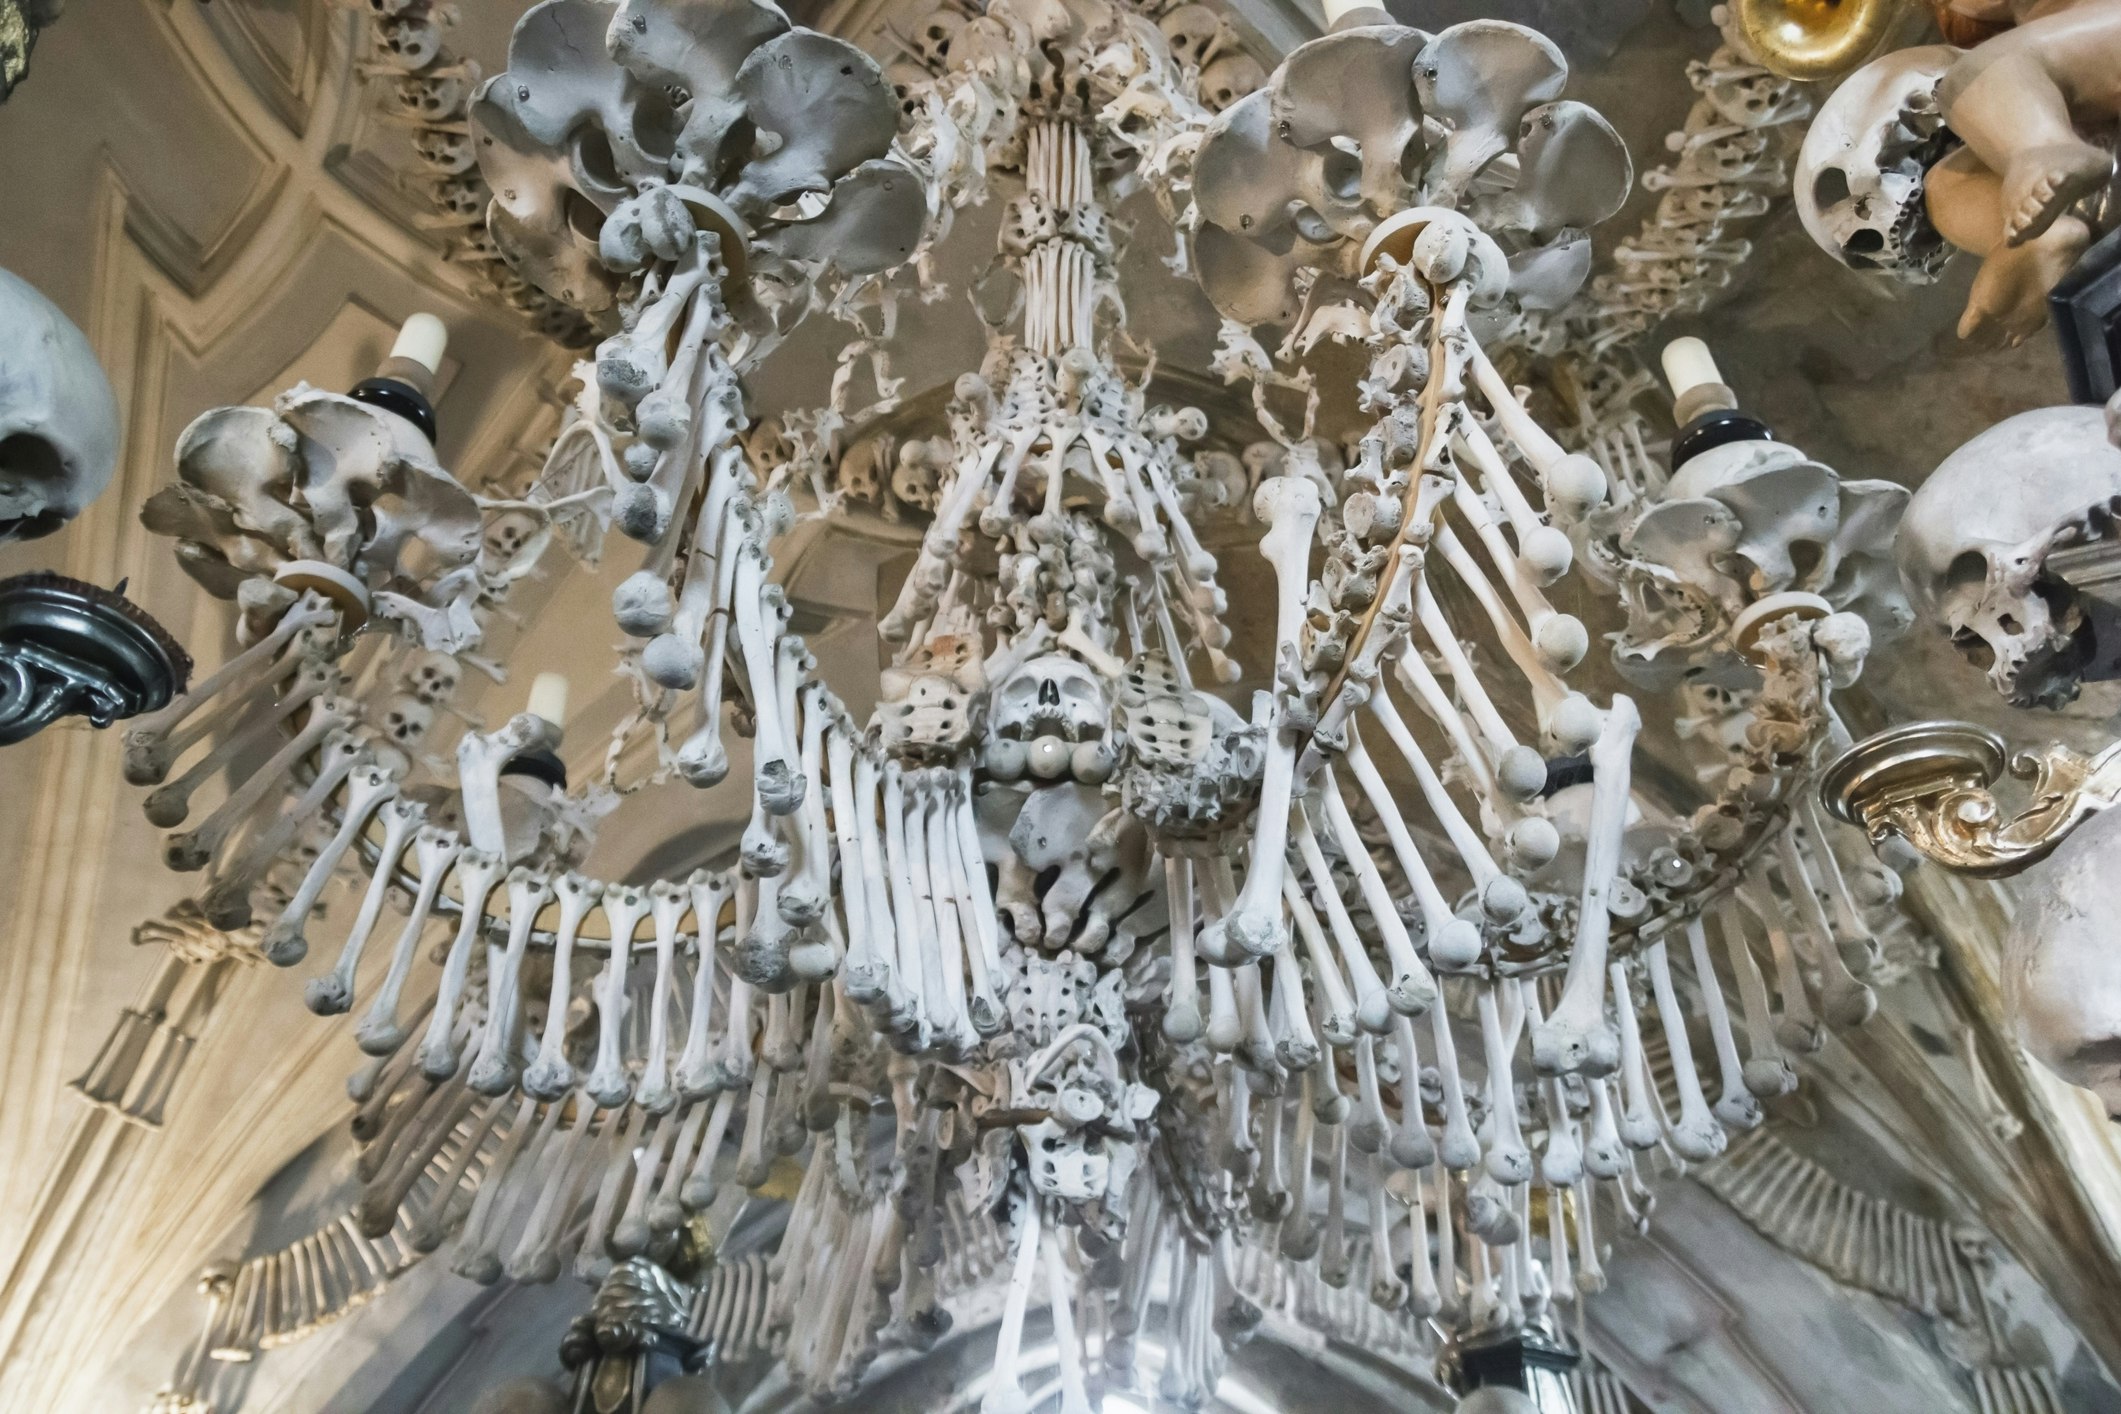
xmin=1533 ymin=697 xmax=1640 ymax=1077
xmin=357 ymin=828 xmax=461 ymax=1057
xmin=417 ymin=850 xmax=505 ymax=1080
xmin=123 ymin=595 xmax=339 ymax=787
xmin=524 ymin=873 xmax=600 ymax=1100
xmin=1207 ymin=475 xmax=1322 ymax=964
xmin=467 ymin=868 xmax=554 ymax=1096
xmin=1644 ymin=934 xmax=1726 ymax=1162
xmin=303 ymin=792 xmax=419 ymax=1011
xmin=587 ymin=886 xmax=651 ymax=1108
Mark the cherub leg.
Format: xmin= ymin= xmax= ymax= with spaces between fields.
xmin=1929 ymin=145 xmax=2092 ymax=343
xmin=1939 ymin=15 xmax=2121 ymax=247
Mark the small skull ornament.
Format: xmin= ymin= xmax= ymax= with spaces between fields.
xmin=1896 ymin=404 xmax=2121 ymax=708
xmin=1794 ymin=45 xmax=1958 ymax=281
xmin=1197 ymin=52 xmax=1264 ymax=114
xmin=0 ymin=267 xmax=120 ymax=543
xmin=991 ymin=654 xmax=1106 ymax=743
xmin=480 ymin=509 xmax=546 ymax=577
xmin=404 ymin=650 xmax=464 ymax=706
xmin=380 ymin=693 xmax=437 ymax=746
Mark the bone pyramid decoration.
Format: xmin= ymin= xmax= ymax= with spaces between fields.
xmin=120 ymin=0 xmax=1914 ymax=1406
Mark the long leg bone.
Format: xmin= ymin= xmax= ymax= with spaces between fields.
xmin=524 ymin=873 xmax=601 ymax=1099
xmin=1645 ymin=935 xmax=1726 ymax=1162
xmin=1208 ymin=475 xmax=1322 ymax=963
xmin=1685 ymin=915 xmax=1762 ymax=1130
xmin=356 ymin=827 xmax=462 ymax=1056
xmin=122 ymin=595 xmax=337 ymax=784
xmin=1429 ymin=983 xmax=1480 ymax=1169
xmin=1612 ymin=961 xmax=1661 ymax=1150
xmin=587 ymin=886 xmax=652 ymax=1107
xmin=204 ymin=731 xmax=367 ymax=932
xmin=677 ymin=869 xmax=731 ymax=1096
xmin=1293 ymin=803 xmax=1391 ymax=1034
xmin=1284 ymin=874 xmax=1355 ymax=1046
xmin=1317 ymin=765 xmax=1436 ymax=1016
xmin=732 ymin=546 xmax=804 ymax=815
xmin=167 ymin=691 xmax=356 ymax=871
xmin=1477 ymin=982 xmax=1532 ymax=1183
xmin=634 ymin=878 xmax=692 ymax=1112
xmin=978 ymin=1187 xmax=1042 ymax=1414
xmin=304 ymin=792 xmax=420 ymax=1012
xmin=1744 ymin=876 xmax=1823 ymax=1054
xmin=1774 ymin=831 xmax=1877 ymax=1029
xmin=1532 ymin=696 xmax=1640 ymax=1077
xmin=468 ymin=868 xmax=555 ymax=1095
xmin=1164 ymin=856 xmax=1205 ymax=1042
xmin=417 ymin=849 xmax=506 ymax=1080
xmin=143 ymin=659 xmax=334 ymax=827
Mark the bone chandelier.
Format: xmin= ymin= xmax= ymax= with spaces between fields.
xmin=109 ymin=0 xmax=1913 ymax=1409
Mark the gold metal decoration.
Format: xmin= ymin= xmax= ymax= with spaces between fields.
xmin=1821 ymin=719 xmax=2121 ymax=877
xmin=1733 ymin=0 xmax=1913 ymax=81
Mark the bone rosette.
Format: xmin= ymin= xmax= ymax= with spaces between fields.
xmin=117 ymin=0 xmax=1910 ymax=1406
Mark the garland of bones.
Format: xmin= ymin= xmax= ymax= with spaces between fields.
xmin=119 ymin=0 xmax=1909 ymax=1404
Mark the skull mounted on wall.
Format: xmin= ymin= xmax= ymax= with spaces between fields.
xmin=0 ymin=267 xmax=120 ymax=544
xmin=1896 ymin=404 xmax=2121 ymax=709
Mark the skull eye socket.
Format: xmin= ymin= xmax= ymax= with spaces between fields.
xmin=1812 ymin=167 xmax=1851 ymax=212
xmin=1945 ymin=550 xmax=1990 ymax=593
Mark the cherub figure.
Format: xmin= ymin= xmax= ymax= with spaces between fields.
xmin=1926 ymin=0 xmax=2121 ymax=341
xmin=1795 ymin=0 xmax=2121 ymax=343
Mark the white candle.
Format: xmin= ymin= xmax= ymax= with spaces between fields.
xmin=527 ymin=671 xmax=570 ymax=730
xmin=1321 ymin=0 xmax=1378 ymax=22
xmin=390 ymin=313 xmax=449 ymax=376
xmin=1659 ymin=336 xmax=1723 ymax=399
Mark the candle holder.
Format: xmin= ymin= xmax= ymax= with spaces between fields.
xmin=0 ymin=572 xmax=189 ymax=747
xmin=1820 ymin=719 xmax=2121 ymax=877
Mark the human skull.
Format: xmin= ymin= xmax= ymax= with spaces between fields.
xmin=2005 ymin=803 xmax=2121 ymax=1119
xmin=907 ymin=8 xmax=962 ymax=71
xmin=395 ymin=70 xmax=474 ymax=123
xmin=414 ymin=127 xmax=476 ymax=175
xmin=480 ymin=509 xmax=544 ymax=574
xmin=891 ymin=437 xmax=949 ymax=512
xmin=379 ymin=15 xmax=441 ymax=71
xmin=1794 ymin=45 xmax=1958 ymax=281
xmin=0 ymin=267 xmax=119 ymax=543
xmin=431 ymin=174 xmax=488 ymax=220
xmin=992 ymin=654 xmax=1107 ymax=743
xmin=380 ymin=693 xmax=436 ymax=746
xmin=1158 ymin=4 xmax=1222 ymax=72
xmin=1695 ymin=60 xmax=1792 ymax=129
xmin=836 ymin=437 xmax=886 ymax=505
xmin=1198 ymin=52 xmax=1264 ymax=114
xmin=1896 ymin=405 xmax=2121 ymax=709
xmin=404 ymin=650 xmax=463 ymax=705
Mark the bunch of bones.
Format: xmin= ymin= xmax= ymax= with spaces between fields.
xmin=118 ymin=0 xmax=1916 ymax=1405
